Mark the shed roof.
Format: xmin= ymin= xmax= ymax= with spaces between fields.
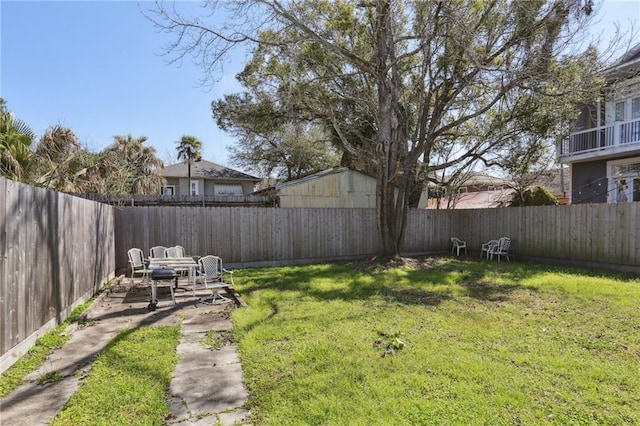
xmin=275 ymin=167 xmax=373 ymax=190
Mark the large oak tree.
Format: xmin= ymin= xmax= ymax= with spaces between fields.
xmin=149 ymin=0 xmax=602 ymax=257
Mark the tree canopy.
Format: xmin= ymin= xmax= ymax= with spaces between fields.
xmin=0 ymin=99 xmax=166 ymax=196
xmin=103 ymin=134 xmax=165 ymax=194
xmin=213 ymin=91 xmax=340 ymax=179
xmin=0 ymin=98 xmax=35 ymax=181
xmin=148 ymin=0 xmax=603 ymax=257
xmin=176 ymin=134 xmax=203 ymax=164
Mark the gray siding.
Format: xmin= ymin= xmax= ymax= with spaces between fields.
xmin=571 ymin=160 xmax=608 ymax=204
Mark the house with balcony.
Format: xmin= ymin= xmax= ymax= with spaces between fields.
xmin=559 ymin=44 xmax=640 ymax=204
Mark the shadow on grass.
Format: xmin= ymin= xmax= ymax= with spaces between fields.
xmin=233 ymin=257 xmax=547 ymax=309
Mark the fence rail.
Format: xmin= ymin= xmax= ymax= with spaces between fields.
xmin=76 ymin=193 xmax=276 ymax=207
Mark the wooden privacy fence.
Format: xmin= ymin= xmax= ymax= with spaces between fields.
xmin=113 ymin=207 xmax=456 ymax=270
xmin=115 ymin=207 xmax=385 ymax=269
xmin=450 ymin=203 xmax=639 ymax=269
xmin=114 ymin=203 xmax=639 ymax=273
xmin=3 ymin=181 xmax=639 ymax=373
xmin=0 ymin=178 xmax=115 ymax=372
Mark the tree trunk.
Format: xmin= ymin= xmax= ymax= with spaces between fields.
xmin=188 ymin=159 xmax=192 ymax=195
xmin=374 ymin=0 xmax=406 ymax=259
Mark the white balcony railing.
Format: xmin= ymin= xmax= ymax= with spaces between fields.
xmin=560 ymin=118 xmax=640 ymax=157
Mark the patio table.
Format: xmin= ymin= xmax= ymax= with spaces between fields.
xmin=148 ymin=256 xmax=199 ymax=296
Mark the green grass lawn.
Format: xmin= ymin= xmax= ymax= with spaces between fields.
xmin=231 ymin=258 xmax=640 ymax=425
xmin=52 ymin=325 xmax=181 ymax=426
xmin=0 ymin=300 xmax=94 ymax=397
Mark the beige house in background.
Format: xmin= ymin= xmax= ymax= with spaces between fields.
xmin=276 ymin=167 xmax=512 ymax=209
xmin=159 ymin=160 xmax=260 ymax=197
xmin=276 ymin=167 xmax=377 ymax=208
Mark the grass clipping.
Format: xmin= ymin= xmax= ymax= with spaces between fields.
xmin=52 ymin=325 xmax=181 ymax=426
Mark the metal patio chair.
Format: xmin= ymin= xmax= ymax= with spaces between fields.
xmin=150 ymin=245 xmax=167 ymax=258
xmin=165 ymin=246 xmax=181 ymax=258
xmin=197 ymin=255 xmax=234 ymax=305
xmin=166 ymin=245 xmax=188 ymax=276
xmin=488 ymin=236 xmax=511 ymax=261
xmin=127 ymin=248 xmax=151 ymax=284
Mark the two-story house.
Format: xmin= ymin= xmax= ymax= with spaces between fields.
xmin=159 ymin=159 xmax=260 ymax=196
xmin=559 ymin=43 xmax=640 ymax=204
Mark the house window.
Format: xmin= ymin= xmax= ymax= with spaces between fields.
xmin=614 ymin=178 xmax=640 ymax=202
xmin=616 ymin=179 xmax=629 ymax=202
xmin=632 ymin=97 xmax=640 ymax=120
xmin=608 ymin=157 xmax=640 ymax=203
xmin=214 ymin=183 xmax=243 ymax=196
xmin=161 ymin=186 xmax=175 ymax=196
xmin=615 ymin=101 xmax=625 ymax=121
xmin=190 ymin=181 xmax=199 ymax=195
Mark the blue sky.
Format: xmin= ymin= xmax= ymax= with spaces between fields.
xmin=1 ymin=1 xmax=639 ymax=171
xmin=1 ymin=1 xmax=245 ymax=167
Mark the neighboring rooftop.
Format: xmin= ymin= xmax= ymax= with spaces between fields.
xmin=426 ymin=188 xmax=515 ymax=209
xmin=603 ymin=42 xmax=640 ymax=78
xmin=160 ymin=160 xmax=260 ymax=181
xmin=426 ymin=172 xmax=512 ymax=190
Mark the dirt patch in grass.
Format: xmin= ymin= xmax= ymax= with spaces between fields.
xmin=347 ymin=255 xmax=443 ymax=272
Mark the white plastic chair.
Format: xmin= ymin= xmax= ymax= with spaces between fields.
xmin=488 ymin=237 xmax=511 ymax=261
xmin=150 ymin=246 xmax=167 ymax=258
xmin=480 ymin=239 xmax=498 ymax=259
xmin=197 ymin=255 xmax=234 ymax=305
xmin=451 ymin=237 xmax=467 ymax=256
xmin=127 ymin=248 xmax=150 ymax=283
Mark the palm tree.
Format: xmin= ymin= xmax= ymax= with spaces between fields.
xmin=103 ymin=134 xmax=165 ymax=195
xmin=0 ymin=98 xmax=35 ymax=181
xmin=176 ymin=135 xmax=202 ymax=195
xmin=32 ymin=125 xmax=86 ymax=191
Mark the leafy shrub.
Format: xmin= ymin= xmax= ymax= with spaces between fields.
xmin=511 ymin=186 xmax=558 ymax=206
